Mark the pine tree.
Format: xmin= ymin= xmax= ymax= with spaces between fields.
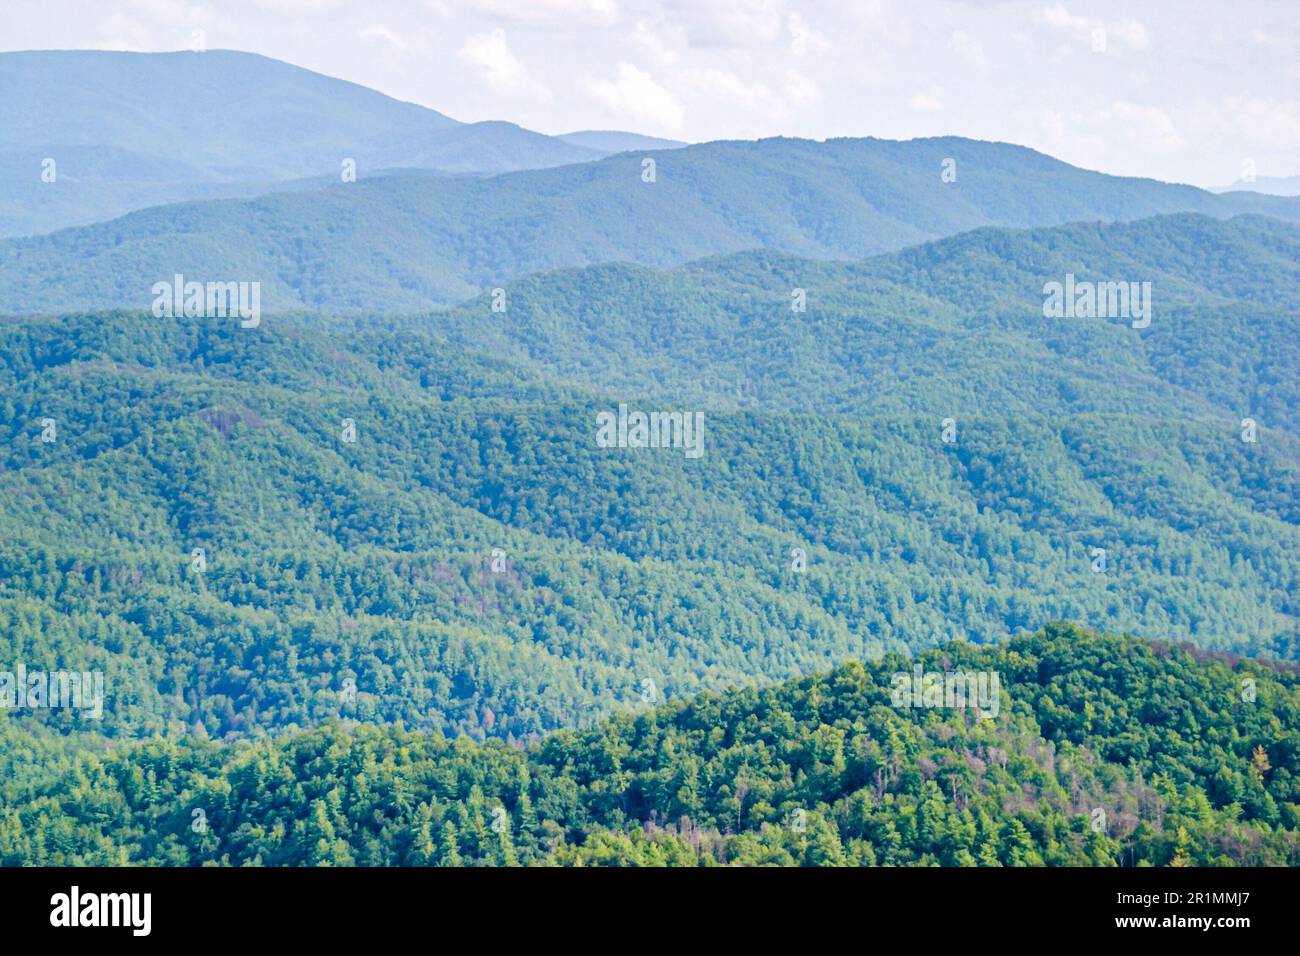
xmin=437 ymin=821 xmax=462 ymax=867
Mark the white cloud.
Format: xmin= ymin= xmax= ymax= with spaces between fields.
xmin=665 ymin=0 xmax=785 ymax=48
xmin=443 ymin=0 xmax=617 ymax=21
xmin=121 ymin=0 xmax=211 ymax=26
xmin=1199 ymin=97 xmax=1300 ymax=151
xmin=94 ymin=7 xmax=213 ymax=52
xmin=783 ymin=69 xmax=821 ymax=108
xmin=360 ymin=25 xmax=408 ymax=54
xmin=788 ymin=11 xmax=828 ymax=57
xmin=1037 ymin=100 xmax=1185 ymax=177
xmin=843 ymin=0 xmax=911 ymax=47
xmin=682 ymin=68 xmax=780 ymax=114
xmin=1250 ymin=28 xmax=1291 ymax=49
xmin=1034 ymin=4 xmax=1148 ymax=52
xmin=89 ymin=0 xmax=224 ymax=51
xmin=245 ymin=0 xmax=345 ymax=13
xmin=460 ymin=28 xmax=548 ymax=97
xmin=678 ymin=66 xmax=821 ymax=118
xmin=909 ymin=86 xmax=944 ymax=111
xmin=1111 ymin=19 xmax=1149 ymax=51
xmin=634 ymin=18 xmax=681 ymax=65
xmin=1036 ymin=3 xmax=1090 ymax=34
xmin=587 ymin=62 xmax=685 ymax=130
xmin=950 ymin=29 xmax=986 ymax=67
xmin=1110 ymin=100 xmax=1183 ymax=150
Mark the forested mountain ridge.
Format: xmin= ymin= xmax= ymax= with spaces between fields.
xmin=435 ymin=213 xmax=1300 ymax=434
xmin=3 ymin=7 xmax=1294 ymax=884
xmin=2 ymin=135 xmax=1297 ymax=313
xmin=3 ymin=624 xmax=1297 ymax=866
xmin=1 ymin=212 xmax=1297 ymax=747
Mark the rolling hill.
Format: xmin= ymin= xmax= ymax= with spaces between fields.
xmin=2 ymin=134 xmax=1296 ymax=314
xmin=3 ymin=623 xmax=1298 ymax=866
xmin=434 ymin=213 xmax=1300 ymax=435
xmin=0 ymin=215 xmax=1296 ymax=750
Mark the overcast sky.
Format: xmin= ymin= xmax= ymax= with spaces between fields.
xmin=2 ymin=0 xmax=1297 ymax=187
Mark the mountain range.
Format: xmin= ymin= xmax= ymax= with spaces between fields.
xmin=1 ymin=132 xmax=1297 ymax=315
xmin=1211 ymin=174 xmax=1300 ymax=197
xmin=0 ymin=49 xmax=679 ymax=238
xmin=1 ymin=213 xmax=1296 ymax=747
xmin=1 ymin=46 xmax=1297 ymax=871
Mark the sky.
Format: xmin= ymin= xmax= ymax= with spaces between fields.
xmin=1 ymin=0 xmax=1297 ymax=188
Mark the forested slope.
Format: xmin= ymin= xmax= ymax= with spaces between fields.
xmin=1 ymin=217 xmax=1297 ymax=746
xmin=435 ymin=213 xmax=1300 ymax=434
xmin=3 ymin=624 xmax=1296 ymax=866
xmin=2 ymin=137 xmax=1296 ymax=312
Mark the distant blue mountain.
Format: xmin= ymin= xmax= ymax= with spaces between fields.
xmin=1211 ymin=174 xmax=1300 ymax=197
xmin=1 ymin=133 xmax=1296 ymax=315
xmin=558 ymin=130 xmax=688 ymax=152
xmin=0 ymin=49 xmax=616 ymax=236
